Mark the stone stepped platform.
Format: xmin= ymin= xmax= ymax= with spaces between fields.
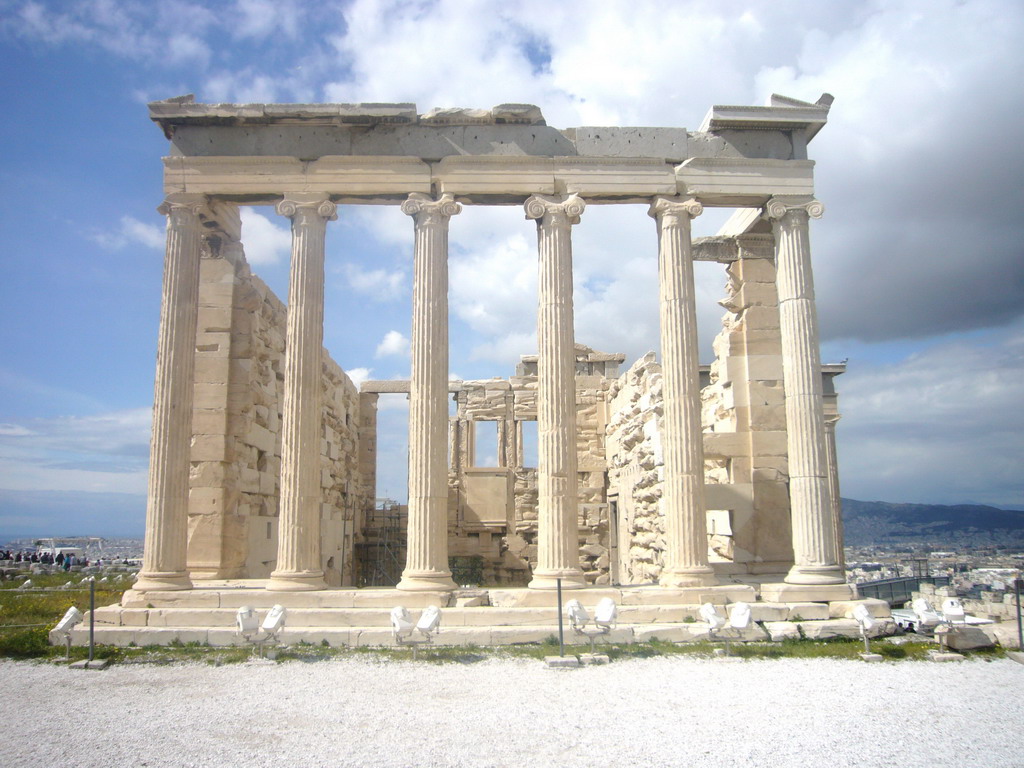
xmin=59 ymin=581 xmax=890 ymax=648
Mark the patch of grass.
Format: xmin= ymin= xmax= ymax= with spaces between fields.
xmin=0 ymin=573 xmax=122 ymax=661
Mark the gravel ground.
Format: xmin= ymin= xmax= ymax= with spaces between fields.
xmin=2 ymin=655 xmax=1022 ymax=768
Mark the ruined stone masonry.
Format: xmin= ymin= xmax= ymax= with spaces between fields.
xmin=88 ymin=93 xmax=877 ymax=648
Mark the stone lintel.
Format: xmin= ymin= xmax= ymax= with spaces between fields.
xmin=435 ymin=155 xmax=677 ymax=199
xmin=693 ymin=234 xmax=774 ymax=262
xmin=361 ymin=380 xmax=465 ymax=394
xmin=163 ymin=156 xmax=432 ymax=199
xmin=676 ymin=158 xmax=815 ymax=205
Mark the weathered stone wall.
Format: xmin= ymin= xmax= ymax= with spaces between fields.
xmin=187 ymin=242 xmax=368 ymax=583
xmin=605 ymin=353 xmax=665 ymax=583
xmin=446 ymin=347 xmax=619 ymax=585
xmin=700 ymin=256 xmax=794 ymax=573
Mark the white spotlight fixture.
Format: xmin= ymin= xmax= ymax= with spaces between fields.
xmin=53 ymin=606 xmax=84 ymax=659
xmin=853 ymin=603 xmax=878 ymax=658
xmin=565 ymin=598 xmax=618 ymax=655
xmin=236 ymin=606 xmax=259 ymax=643
xmin=391 ymin=605 xmax=443 ymax=658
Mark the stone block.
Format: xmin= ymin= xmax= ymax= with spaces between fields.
xmin=798 ymin=619 xmax=861 ymax=640
xmin=544 ymin=655 xmax=580 ymax=669
xmin=943 ymin=626 xmax=996 ymax=651
xmin=747 ymin=603 xmax=789 ymax=622
xmin=763 ymin=621 xmax=800 ymax=641
xmin=759 ymin=583 xmax=856 ymax=603
xmin=829 ymin=599 xmax=891 ymax=619
xmin=981 ymin=622 xmax=1022 ymax=649
xmin=786 ymin=602 xmax=831 ymax=621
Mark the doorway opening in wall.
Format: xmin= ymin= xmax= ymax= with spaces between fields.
xmin=357 ymin=392 xmax=408 ymax=586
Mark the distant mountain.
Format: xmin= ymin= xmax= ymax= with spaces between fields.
xmin=842 ymin=498 xmax=1024 ymax=547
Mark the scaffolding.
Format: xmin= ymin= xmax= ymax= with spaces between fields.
xmin=356 ymin=499 xmax=407 ymax=587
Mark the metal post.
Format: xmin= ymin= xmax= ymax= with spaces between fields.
xmin=1015 ymin=577 xmax=1023 ymax=651
xmin=88 ymin=577 xmax=95 ymax=663
xmin=556 ymin=578 xmax=564 ymax=657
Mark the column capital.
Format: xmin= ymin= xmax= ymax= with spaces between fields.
xmin=401 ymin=192 xmax=461 ymax=224
xmin=524 ymin=193 xmax=585 ymax=225
xmin=157 ymin=193 xmax=206 ymax=218
xmin=649 ymin=195 xmax=703 ymax=222
xmin=765 ymin=195 xmax=824 ymax=221
xmin=276 ymin=195 xmax=338 ymax=221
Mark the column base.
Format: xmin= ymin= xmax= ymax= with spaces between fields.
xmin=132 ymin=571 xmax=193 ymax=591
xmin=396 ymin=569 xmax=458 ymax=592
xmin=784 ymin=563 xmax=846 ymax=586
xmin=528 ymin=569 xmax=587 ymax=590
xmin=266 ymin=570 xmax=327 ymax=592
xmin=659 ymin=566 xmax=717 ymax=588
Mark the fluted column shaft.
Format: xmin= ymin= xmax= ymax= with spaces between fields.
xmin=650 ymin=197 xmax=717 ymax=587
xmin=525 ymin=194 xmax=586 ymax=589
xmin=767 ymin=197 xmax=844 ymax=585
xmin=135 ymin=194 xmax=206 ymax=591
xmin=398 ymin=193 xmax=460 ymax=592
xmin=824 ymin=415 xmax=846 ymax=571
xmin=267 ymin=195 xmax=336 ymax=591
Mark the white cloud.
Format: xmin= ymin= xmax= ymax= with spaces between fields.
xmin=0 ymin=407 xmax=152 ymax=493
xmin=0 ymin=424 xmax=35 ymax=437
xmin=93 ymin=215 xmax=165 ymax=251
xmin=374 ymin=330 xmax=409 ymax=358
xmin=239 ymin=207 xmax=291 ymax=266
xmin=343 ymin=263 xmax=405 ymax=300
xmin=233 ymin=0 xmax=302 ymax=41
xmin=345 ymin=366 xmax=372 ymax=388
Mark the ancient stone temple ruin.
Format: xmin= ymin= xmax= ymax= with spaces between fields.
xmin=80 ymin=94 xmax=896 ymax=647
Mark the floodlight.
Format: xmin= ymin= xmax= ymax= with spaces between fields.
xmin=565 ymin=599 xmax=590 ymax=631
xmin=18 ymin=579 xmax=33 ymax=590
xmin=261 ymin=604 xmax=287 ymax=637
xmin=853 ymin=603 xmax=876 ymax=655
xmin=61 ymin=581 xmax=73 ymax=590
xmin=236 ymin=606 xmax=259 ymax=640
xmin=941 ymin=598 xmax=965 ymax=625
xmin=853 ymin=604 xmax=875 ymax=632
xmin=54 ymin=606 xmax=84 ymax=660
xmin=728 ymin=602 xmax=752 ymax=631
xmin=416 ymin=605 xmax=442 ymax=638
xmin=391 ymin=606 xmax=414 ymax=639
xmin=699 ymin=602 xmax=725 ymax=633
xmin=594 ymin=598 xmax=618 ymax=630
xmin=55 ymin=606 xmax=84 ymax=634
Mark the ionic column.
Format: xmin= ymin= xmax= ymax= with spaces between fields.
xmin=397 ymin=193 xmax=460 ymax=592
xmin=650 ymin=196 xmax=717 ymax=588
xmin=824 ymin=415 xmax=846 ymax=571
xmin=525 ymin=194 xmax=586 ymax=590
xmin=135 ymin=193 xmax=206 ymax=591
xmin=766 ymin=196 xmax=844 ymax=585
xmin=267 ymin=195 xmax=336 ymax=591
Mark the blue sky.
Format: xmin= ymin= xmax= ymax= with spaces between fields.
xmin=1 ymin=0 xmax=1022 ymax=538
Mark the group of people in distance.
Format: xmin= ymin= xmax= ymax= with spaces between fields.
xmin=1 ymin=550 xmax=89 ymax=569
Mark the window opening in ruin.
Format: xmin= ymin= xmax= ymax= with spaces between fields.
xmin=520 ymin=419 xmax=538 ymax=469
xmin=472 ymin=420 xmax=499 ymax=467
